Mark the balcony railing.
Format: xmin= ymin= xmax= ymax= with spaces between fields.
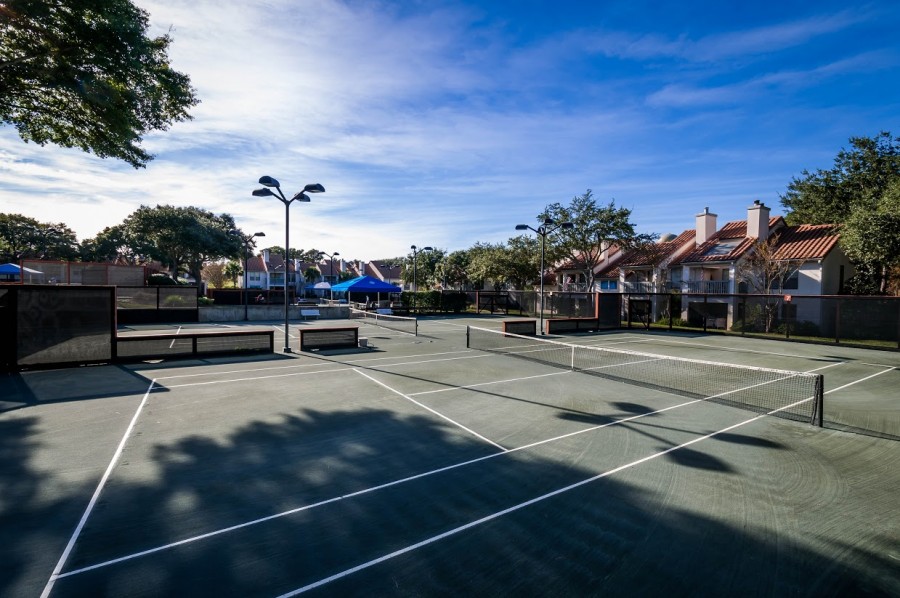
xmin=622 ymin=281 xmax=657 ymax=293
xmin=684 ymin=280 xmax=730 ymax=293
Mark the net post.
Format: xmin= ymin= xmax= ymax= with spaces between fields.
xmin=466 ymin=326 xmax=470 ymax=348
xmin=812 ymin=374 xmax=824 ymax=427
xmin=570 ymin=345 xmax=575 ymax=371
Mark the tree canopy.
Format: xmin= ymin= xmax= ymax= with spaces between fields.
xmin=541 ymin=189 xmax=655 ymax=290
xmin=780 ymin=132 xmax=900 ymax=293
xmin=0 ymin=213 xmax=78 ymax=261
xmin=0 ymin=0 xmax=199 ymax=168
xmin=105 ymin=205 xmax=240 ymax=282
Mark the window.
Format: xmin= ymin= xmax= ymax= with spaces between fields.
xmin=703 ymin=239 xmax=740 ymax=257
xmin=600 ymin=280 xmax=618 ymax=290
xmin=781 ymin=270 xmax=799 ymax=290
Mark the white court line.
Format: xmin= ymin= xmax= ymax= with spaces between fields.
xmin=55 ymin=382 xmax=710 ymax=581
xmin=860 ymin=362 xmax=899 ymax=370
xmin=823 ymin=366 xmax=895 ymax=394
xmin=411 ymin=371 xmax=569 ymax=395
xmin=352 ymin=369 xmax=507 ymax=451
xmin=53 ymin=361 xmax=842 ymax=582
xmin=156 ymin=353 xmax=491 ymax=389
xmin=168 ymin=326 xmax=183 ymax=349
xmin=163 ymin=368 xmax=341 ymax=389
xmin=152 ymin=360 xmax=346 ymax=381
xmin=577 ymin=334 xmax=842 ymax=361
xmin=277 ymin=395 xmax=816 ymax=596
xmin=41 ymin=380 xmax=157 ymax=598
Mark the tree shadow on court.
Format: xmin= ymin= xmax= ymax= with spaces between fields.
xmin=10 ymin=400 xmax=898 ymax=597
xmin=0 ymin=366 xmax=155 ymax=414
xmin=0 ymin=416 xmax=104 ymax=597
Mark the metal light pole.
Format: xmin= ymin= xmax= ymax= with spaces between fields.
xmin=230 ymin=230 xmax=265 ymax=321
xmin=410 ymin=245 xmax=433 ymax=313
xmin=252 ymin=176 xmax=325 ymax=352
xmin=318 ymin=251 xmax=340 ymax=303
xmin=515 ymin=218 xmax=573 ymax=334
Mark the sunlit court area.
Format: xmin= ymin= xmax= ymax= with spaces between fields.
xmin=2 ymin=315 xmax=898 ymax=597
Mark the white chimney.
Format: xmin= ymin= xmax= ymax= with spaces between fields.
xmin=695 ymin=207 xmax=717 ymax=245
xmin=262 ymin=248 xmax=270 ymax=263
xmin=747 ymin=200 xmax=770 ymax=239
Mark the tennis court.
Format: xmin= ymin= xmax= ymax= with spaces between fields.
xmin=1 ymin=316 xmax=898 ymax=596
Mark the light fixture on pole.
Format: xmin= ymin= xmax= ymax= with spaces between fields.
xmin=515 ymin=218 xmax=574 ymax=334
xmin=410 ymin=245 xmax=433 ymax=313
xmin=229 ymin=230 xmax=266 ymax=321
xmin=318 ymin=251 xmax=340 ymax=302
xmin=252 ymin=176 xmax=325 ymax=352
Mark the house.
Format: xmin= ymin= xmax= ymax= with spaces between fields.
xmin=371 ymin=262 xmax=403 ymax=286
xmin=672 ymin=202 xmax=851 ymax=329
xmin=245 ymin=249 xmax=299 ymax=294
xmin=616 ymin=230 xmax=697 ymax=293
xmin=555 ymin=243 xmax=624 ymax=293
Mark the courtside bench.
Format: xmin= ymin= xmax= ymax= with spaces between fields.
xmin=502 ymin=319 xmax=537 ymax=336
xmin=300 ymin=308 xmax=320 ymax=320
xmin=299 ymin=327 xmax=359 ymax=351
xmin=545 ymin=317 xmax=600 ymax=334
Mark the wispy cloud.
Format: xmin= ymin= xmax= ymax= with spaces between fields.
xmin=1 ymin=1 xmax=897 ymax=259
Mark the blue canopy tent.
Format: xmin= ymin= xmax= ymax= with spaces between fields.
xmin=0 ymin=262 xmax=43 ymax=283
xmin=330 ymin=275 xmax=402 ymax=308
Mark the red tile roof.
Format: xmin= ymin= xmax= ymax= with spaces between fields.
xmin=675 ymin=217 xmax=783 ymax=264
xmin=770 ymin=224 xmax=840 ymax=260
xmin=675 ymin=218 xmax=840 ymax=264
xmin=617 ymin=230 xmax=696 ymax=268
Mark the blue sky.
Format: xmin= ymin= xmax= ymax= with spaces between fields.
xmin=1 ymin=0 xmax=898 ymax=260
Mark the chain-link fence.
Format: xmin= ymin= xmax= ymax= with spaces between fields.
xmin=618 ymin=292 xmax=900 ymax=349
xmin=116 ymin=286 xmax=199 ymax=325
xmin=18 ymin=260 xmax=146 ymax=286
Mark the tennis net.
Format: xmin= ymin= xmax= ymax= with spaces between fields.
xmin=466 ymin=326 xmax=823 ymax=426
xmin=350 ymin=308 xmax=418 ymax=336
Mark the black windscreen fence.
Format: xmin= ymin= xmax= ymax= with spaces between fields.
xmin=1 ymin=286 xmax=116 ymax=370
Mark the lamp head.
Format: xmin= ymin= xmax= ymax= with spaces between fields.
xmin=258 ymin=176 xmax=280 ymax=188
xmin=561 ymin=222 xmax=574 ymax=230
xmin=291 ymin=192 xmax=311 ymax=202
xmin=252 ymin=188 xmax=274 ymax=197
xmin=515 ymin=224 xmax=529 ymax=231
xmin=253 ymin=232 xmax=266 ymax=238
xmin=423 ymin=246 xmax=434 ymax=251
xmin=543 ymin=218 xmax=555 ymax=226
xmin=303 ymin=183 xmax=325 ymax=194
xmin=333 ymin=252 xmax=340 ymax=257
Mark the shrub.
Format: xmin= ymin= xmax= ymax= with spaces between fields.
xmin=148 ymin=273 xmax=178 ymax=285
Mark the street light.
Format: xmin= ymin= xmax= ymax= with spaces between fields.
xmin=410 ymin=245 xmax=433 ymax=313
xmin=318 ymin=251 xmax=340 ymax=303
xmin=229 ymin=230 xmax=265 ymax=321
xmin=515 ymin=218 xmax=574 ymax=334
xmin=252 ymin=176 xmax=325 ymax=352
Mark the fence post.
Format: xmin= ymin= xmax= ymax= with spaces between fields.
xmin=668 ymin=293 xmax=674 ymax=331
xmin=702 ymin=294 xmax=708 ymax=332
xmin=835 ymin=299 xmax=841 ymax=344
xmin=626 ymin=295 xmax=632 ymax=329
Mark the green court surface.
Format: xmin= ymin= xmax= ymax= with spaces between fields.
xmin=1 ymin=316 xmax=898 ymax=597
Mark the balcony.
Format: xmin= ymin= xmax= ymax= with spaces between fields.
xmin=623 ymin=281 xmax=657 ymax=293
xmin=684 ymin=280 xmax=730 ymax=294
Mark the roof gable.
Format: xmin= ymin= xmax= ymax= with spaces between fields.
xmin=771 ymin=224 xmax=840 ymax=260
xmin=617 ymin=230 xmax=696 ymax=268
xmin=675 ymin=217 xmax=783 ymax=265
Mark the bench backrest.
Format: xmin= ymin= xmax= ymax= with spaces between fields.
xmin=299 ymin=327 xmax=358 ymax=351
